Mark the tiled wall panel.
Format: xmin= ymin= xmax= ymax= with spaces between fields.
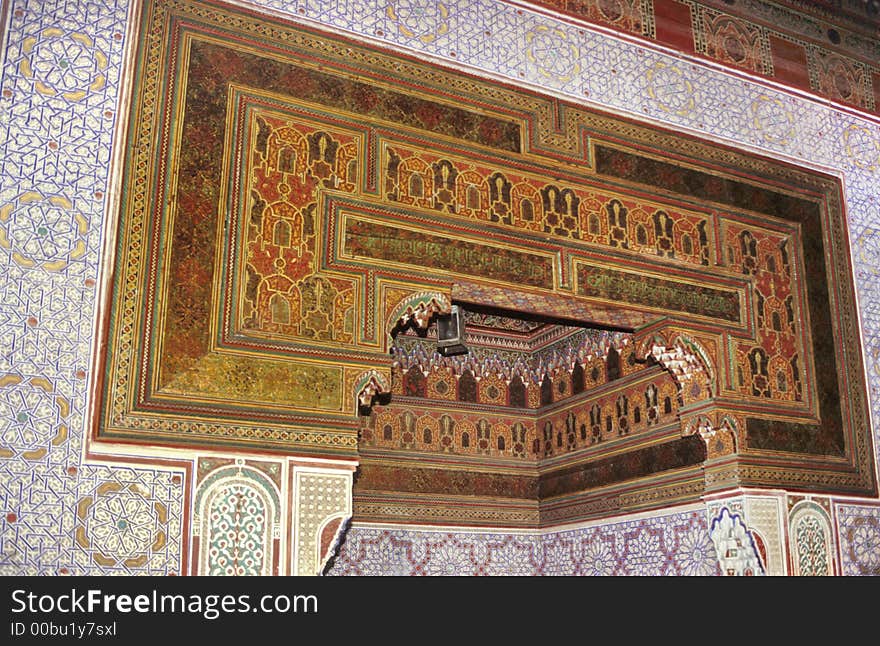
xmin=1 ymin=0 xmax=877 ymax=574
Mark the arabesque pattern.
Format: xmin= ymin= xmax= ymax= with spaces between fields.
xmin=0 ymin=0 xmax=878 ymax=575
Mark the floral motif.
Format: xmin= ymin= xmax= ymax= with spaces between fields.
xmin=579 ymin=537 xmax=617 ymax=575
xmin=699 ymin=11 xmax=769 ymax=74
xmin=207 ymin=483 xmax=267 ymax=576
xmin=77 ymin=484 xmax=167 ymax=569
xmin=794 ymin=514 xmax=829 ymax=576
xmin=330 ymin=512 xmax=720 ymax=576
xmin=646 ymin=62 xmax=695 ymax=117
xmin=19 ymin=29 xmax=107 ymax=101
xmin=526 ymin=26 xmax=580 ymax=83
xmin=857 ymin=228 xmax=880 ymax=272
xmin=0 ymin=375 xmax=68 ymax=460
xmin=0 ymin=193 xmax=87 ymax=271
xmin=90 ymin=494 xmax=153 ymax=556
xmin=844 ymin=125 xmax=880 ymax=171
xmin=484 ymin=538 xmax=534 ymax=575
xmin=365 ymin=536 xmax=414 ymax=575
xmin=387 ymin=1 xmax=450 ymax=44
xmin=425 ymin=541 xmax=474 ymax=575
xmin=5 ymin=0 xmax=879 ymax=582
xmin=845 ymin=516 xmax=880 ymax=575
xmin=623 ymin=528 xmax=665 ymax=575
xmin=541 ymin=537 xmax=576 ymax=575
xmin=750 ymin=95 xmax=794 ymax=146
xmin=672 ymin=527 xmax=719 ymax=575
xmin=810 ymin=49 xmax=870 ymax=109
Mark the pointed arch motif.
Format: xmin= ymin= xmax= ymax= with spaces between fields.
xmin=636 ymin=329 xmax=734 ymax=458
xmin=386 ymin=291 xmax=452 ymax=340
xmin=683 ymin=414 xmax=738 ymax=458
xmin=354 ymin=369 xmax=391 ymax=412
xmin=709 ymin=507 xmax=765 ymax=576
xmin=193 ymin=462 xmax=281 ymax=576
xmin=266 ymin=125 xmax=309 ymax=180
xmin=638 ymin=332 xmax=715 ymax=404
xmin=789 ymin=501 xmax=835 ymax=576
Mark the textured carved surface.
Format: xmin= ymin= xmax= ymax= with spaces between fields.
xmin=2 ymin=0 xmax=879 ymax=576
xmin=292 ymin=470 xmax=352 ymax=575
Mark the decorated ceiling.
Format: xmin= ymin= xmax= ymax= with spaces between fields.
xmin=91 ymin=0 xmax=875 ymax=529
xmin=533 ymin=0 xmax=880 ymax=116
xmin=4 ymin=0 xmax=880 ymax=578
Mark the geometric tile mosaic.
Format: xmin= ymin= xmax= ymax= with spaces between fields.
xmin=328 ymin=507 xmax=720 ymax=575
xmin=0 ymin=461 xmax=185 ymax=575
xmin=1 ymin=0 xmax=878 ymax=574
xmin=789 ymin=500 xmax=835 ymax=576
xmin=0 ymin=0 xmax=185 ymax=575
xmin=836 ymin=504 xmax=880 ymax=576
